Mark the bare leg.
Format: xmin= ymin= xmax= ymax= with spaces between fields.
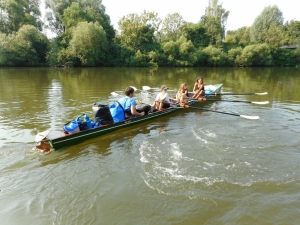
xmin=154 ymin=101 xmax=160 ymax=110
xmin=193 ymin=90 xmax=204 ymax=99
xmin=192 ymin=90 xmax=201 ymax=98
xmin=181 ymin=96 xmax=189 ymax=104
xmin=158 ymin=102 xmax=163 ymax=111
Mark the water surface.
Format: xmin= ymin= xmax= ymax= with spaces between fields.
xmin=0 ymin=67 xmax=299 ymax=224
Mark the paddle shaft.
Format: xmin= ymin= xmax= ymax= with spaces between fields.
xmin=205 ymin=92 xmax=268 ymax=96
xmin=183 ymin=105 xmax=259 ymax=119
xmin=187 ymin=106 xmax=240 ymax=116
xmin=191 ymin=98 xmax=269 ymax=104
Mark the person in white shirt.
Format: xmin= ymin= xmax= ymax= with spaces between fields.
xmin=152 ymin=85 xmax=171 ymax=111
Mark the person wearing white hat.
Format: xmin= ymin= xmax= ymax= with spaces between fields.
xmin=152 ymin=85 xmax=171 ymax=111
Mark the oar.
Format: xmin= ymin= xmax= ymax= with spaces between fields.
xmin=183 ymin=105 xmax=259 ymax=120
xmin=206 ymin=92 xmax=268 ymax=96
xmin=130 ymin=86 xmax=138 ymax=91
xmin=142 ymin=86 xmax=176 ymax=91
xmin=191 ymin=98 xmax=269 ymax=105
xmin=35 ymin=130 xmax=51 ymax=142
xmin=111 ymin=86 xmax=139 ymax=96
xmin=137 ymin=99 xmax=152 ymax=104
xmin=111 ymin=92 xmax=119 ymax=96
xmin=137 ymin=99 xmax=146 ymax=104
xmin=142 ymin=86 xmax=158 ymax=91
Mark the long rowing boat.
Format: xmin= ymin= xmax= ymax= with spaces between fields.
xmin=35 ymin=84 xmax=223 ymax=151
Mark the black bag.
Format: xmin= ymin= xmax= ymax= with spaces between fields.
xmin=94 ymin=104 xmax=114 ymax=125
xmin=78 ymin=121 xmax=87 ymax=131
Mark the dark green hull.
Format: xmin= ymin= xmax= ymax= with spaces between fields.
xmin=50 ymin=106 xmax=180 ymax=150
xmin=45 ymin=84 xmax=223 ymax=150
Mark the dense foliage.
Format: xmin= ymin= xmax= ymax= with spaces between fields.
xmin=0 ymin=0 xmax=299 ymax=67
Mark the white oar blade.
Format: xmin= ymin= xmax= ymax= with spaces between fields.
xmin=35 ymin=130 xmax=50 ymax=142
xmin=111 ymin=92 xmax=119 ymax=96
xmin=130 ymin=86 xmax=137 ymax=91
xmin=142 ymin=86 xmax=151 ymax=91
xmin=252 ymin=101 xmax=269 ymax=105
xmin=240 ymin=115 xmax=260 ymax=120
xmin=255 ymin=92 xmax=268 ymax=95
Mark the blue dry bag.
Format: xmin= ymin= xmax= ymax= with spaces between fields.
xmin=76 ymin=114 xmax=95 ymax=130
xmin=63 ymin=121 xmax=80 ymax=134
xmin=109 ymin=101 xmax=125 ymax=123
xmin=84 ymin=114 xmax=95 ymax=129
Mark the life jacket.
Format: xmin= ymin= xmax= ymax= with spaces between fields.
xmin=109 ymin=101 xmax=125 ymax=123
xmin=92 ymin=104 xmax=114 ymax=125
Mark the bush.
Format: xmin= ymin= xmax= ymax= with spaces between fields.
xmin=202 ymin=45 xmax=227 ymax=66
xmin=227 ymin=47 xmax=243 ymax=66
xmin=0 ymin=25 xmax=48 ymax=66
xmin=293 ymin=47 xmax=300 ymax=66
xmin=194 ymin=49 xmax=207 ymax=66
xmin=272 ymin=48 xmax=298 ymax=67
xmin=127 ymin=50 xmax=154 ymax=67
xmin=69 ymin=21 xmax=108 ymax=66
xmin=237 ymin=43 xmax=273 ymax=67
xmin=162 ymin=36 xmax=197 ymax=66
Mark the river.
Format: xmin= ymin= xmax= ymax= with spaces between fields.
xmin=0 ymin=67 xmax=299 ymax=224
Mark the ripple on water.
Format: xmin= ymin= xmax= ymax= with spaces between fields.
xmin=138 ymin=113 xmax=300 ymax=200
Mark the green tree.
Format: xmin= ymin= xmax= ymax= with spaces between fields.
xmin=0 ymin=25 xmax=48 ymax=66
xmin=227 ymin=47 xmax=243 ymax=66
xmin=250 ymin=5 xmax=284 ymax=43
xmin=44 ymin=0 xmax=114 ymax=40
xmin=224 ymin=27 xmax=251 ymax=49
xmin=44 ymin=0 xmax=68 ymax=34
xmin=61 ymin=2 xmax=87 ymax=30
xmin=69 ymin=21 xmax=107 ymax=66
xmin=117 ymin=11 xmax=159 ymax=53
xmin=200 ymin=0 xmax=229 ymax=46
xmin=237 ymin=43 xmax=273 ymax=67
xmin=283 ymin=20 xmax=300 ymax=45
xmin=293 ymin=47 xmax=300 ymax=65
xmin=184 ymin=23 xmax=210 ymax=48
xmin=272 ymin=48 xmax=298 ymax=67
xmin=126 ymin=50 xmax=157 ymax=67
xmin=163 ymin=36 xmax=197 ymax=66
xmin=262 ymin=22 xmax=285 ymax=47
xmin=202 ymin=45 xmax=227 ymax=66
xmin=0 ymin=0 xmax=42 ymax=34
xmin=159 ymin=13 xmax=186 ymax=42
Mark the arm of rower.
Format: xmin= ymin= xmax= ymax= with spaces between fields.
xmin=175 ymin=91 xmax=180 ymax=100
xmin=131 ymin=105 xmax=144 ymax=117
xmin=193 ymin=83 xmax=197 ymax=93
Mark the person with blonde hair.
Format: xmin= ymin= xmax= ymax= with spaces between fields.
xmin=176 ymin=83 xmax=189 ymax=104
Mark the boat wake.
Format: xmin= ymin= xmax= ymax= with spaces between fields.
xmin=138 ymin=123 xmax=300 ymax=199
xmin=138 ymin=135 xmax=224 ymax=199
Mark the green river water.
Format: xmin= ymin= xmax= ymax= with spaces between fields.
xmin=0 ymin=67 xmax=299 ymax=224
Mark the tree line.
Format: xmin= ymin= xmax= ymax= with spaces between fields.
xmin=0 ymin=0 xmax=300 ymax=67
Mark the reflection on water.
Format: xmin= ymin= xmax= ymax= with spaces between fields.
xmin=0 ymin=67 xmax=300 ymax=224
